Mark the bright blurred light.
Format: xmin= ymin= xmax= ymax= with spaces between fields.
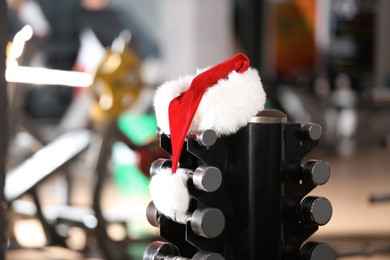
xmin=82 ymin=215 xmax=98 ymax=229
xmin=14 ymin=219 xmax=47 ymax=248
xmin=6 ymin=24 xmax=93 ymax=87
xmin=8 ymin=25 xmax=33 ymax=62
xmin=6 ymin=66 xmax=93 ymax=87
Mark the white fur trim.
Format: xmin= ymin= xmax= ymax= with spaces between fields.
xmin=153 ymin=74 xmax=194 ymax=135
xmin=153 ymin=67 xmax=265 ymax=136
xmin=149 ymin=168 xmax=190 ymax=219
xmin=191 ymin=68 xmax=265 ymax=135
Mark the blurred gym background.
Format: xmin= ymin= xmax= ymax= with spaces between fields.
xmin=1 ymin=0 xmax=390 ymax=259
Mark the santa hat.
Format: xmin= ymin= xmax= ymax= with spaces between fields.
xmin=150 ymin=53 xmax=266 ymax=219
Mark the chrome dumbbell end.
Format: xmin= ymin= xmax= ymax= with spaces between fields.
xmin=190 ymin=129 xmax=217 ymax=147
xmin=143 ymin=241 xmax=180 ymax=260
xmin=146 ymin=201 xmax=160 ymax=228
xmin=146 ymin=201 xmax=225 ymax=239
xmin=190 ymin=207 xmax=225 ymax=239
xmin=150 ymin=159 xmax=222 ymax=192
xmin=150 ymin=158 xmax=172 ymax=177
xmin=191 ymin=165 xmax=222 ymax=192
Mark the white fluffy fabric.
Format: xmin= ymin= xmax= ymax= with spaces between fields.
xmin=154 ymin=74 xmax=194 ymax=137
xmin=149 ymin=168 xmax=190 ymax=219
xmin=153 ymin=67 xmax=266 ymax=137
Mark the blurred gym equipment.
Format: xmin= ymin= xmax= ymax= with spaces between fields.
xmin=5 ymin=129 xmax=92 ymax=248
xmin=4 ymin=22 xmax=163 ymax=258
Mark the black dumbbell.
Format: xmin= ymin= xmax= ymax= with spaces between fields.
xmin=143 ymin=241 xmax=225 ymax=260
xmin=300 ymin=241 xmax=336 ymax=260
xmin=150 ymin=159 xmax=222 ymax=192
xmin=156 ymin=128 xmax=217 ymax=147
xmin=300 ymin=123 xmax=322 ymax=141
xmin=301 ymin=160 xmax=331 ymax=186
xmin=146 ymin=201 xmax=225 ymax=239
xmin=299 ymin=196 xmax=333 ymax=226
xmin=189 ymin=129 xmax=218 ymax=147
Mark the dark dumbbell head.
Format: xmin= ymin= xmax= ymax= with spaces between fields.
xmin=302 ymin=160 xmax=331 ymax=185
xmin=300 ymin=242 xmax=336 ymax=260
xmin=301 ymin=123 xmax=322 ymax=141
xmin=193 ymin=129 xmax=217 ymax=146
xmin=299 ymin=196 xmax=332 ymax=226
xmin=193 ymin=166 xmax=222 ymax=192
xmin=191 ymin=208 xmax=225 ymax=238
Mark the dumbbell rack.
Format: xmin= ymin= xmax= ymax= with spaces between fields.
xmin=145 ymin=109 xmax=335 ymax=260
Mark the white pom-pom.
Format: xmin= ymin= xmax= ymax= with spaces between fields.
xmin=149 ymin=168 xmax=190 ymax=219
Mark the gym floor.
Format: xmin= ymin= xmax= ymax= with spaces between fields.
xmin=5 ymin=139 xmax=390 ymax=259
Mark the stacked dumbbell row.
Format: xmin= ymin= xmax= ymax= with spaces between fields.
xmin=149 ymin=159 xmax=223 ymax=193
xmin=146 ymin=200 xmax=225 ymax=240
xmin=284 ymin=122 xmax=336 ymax=259
xmin=145 ymin=129 xmax=224 ymax=259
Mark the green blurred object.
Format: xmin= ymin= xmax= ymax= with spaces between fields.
xmin=114 ymin=163 xmax=150 ymax=195
xmin=113 ymin=114 xmax=159 ymax=245
xmin=117 ymin=113 xmax=158 ymax=146
xmin=112 ymin=142 xmax=156 ymax=240
xmin=265 ymin=100 xmax=274 ymax=109
xmin=112 ymin=141 xmax=150 ymax=195
xmin=114 ymin=113 xmax=157 ymax=194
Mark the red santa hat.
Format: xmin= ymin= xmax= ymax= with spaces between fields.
xmin=150 ymin=53 xmax=266 ymax=219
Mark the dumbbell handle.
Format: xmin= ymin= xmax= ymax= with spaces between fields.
xmin=150 ymin=159 xmax=222 ymax=192
xmin=146 ymin=201 xmax=225 ymax=239
xmin=146 ymin=201 xmax=190 ymax=226
xmin=157 ymin=128 xmax=217 ymax=147
xmin=189 ymin=129 xmax=217 ymax=147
